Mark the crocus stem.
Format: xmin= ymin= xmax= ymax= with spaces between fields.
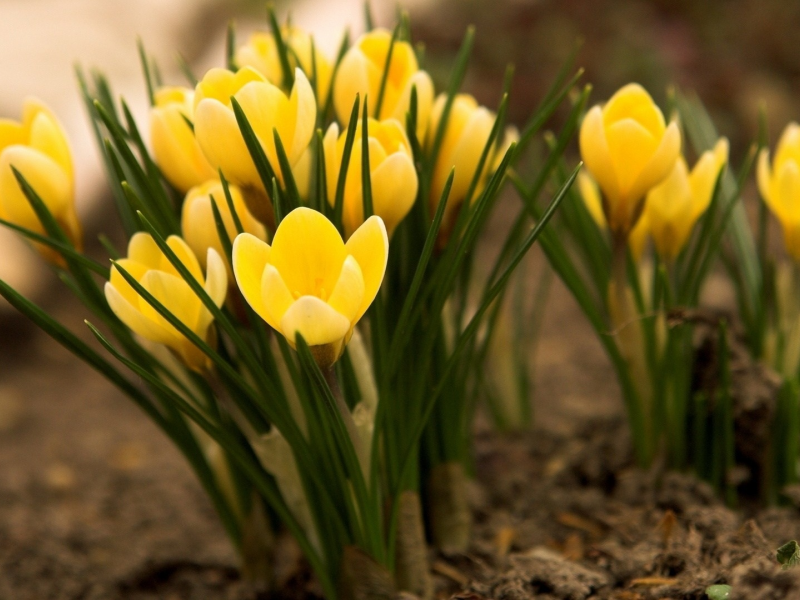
xmin=323 ymin=366 xmax=367 ymax=473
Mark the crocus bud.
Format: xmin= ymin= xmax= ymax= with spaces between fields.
xmin=333 ymin=29 xmax=433 ymax=141
xmin=645 ymin=138 xmax=728 ymax=260
xmin=150 ymin=87 xmax=216 ymax=194
xmin=427 ymin=94 xmax=513 ymax=234
xmin=0 ymin=99 xmax=81 ymax=262
xmin=181 ymin=179 xmax=267 ymax=276
xmin=235 ymin=27 xmax=333 ymax=105
xmin=579 ymin=83 xmax=681 ymax=238
xmin=233 ymin=207 xmax=388 ymax=369
xmin=578 ymin=170 xmax=649 ymax=261
xmin=758 ymin=123 xmax=800 ymax=260
xmin=105 ymin=232 xmax=227 ymax=371
xmin=323 ymin=117 xmax=417 ymax=237
xmin=193 ymin=66 xmax=317 ymax=227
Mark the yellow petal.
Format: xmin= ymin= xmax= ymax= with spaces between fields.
xmin=128 ymin=232 xmax=162 ymax=268
xmin=261 ymin=263 xmax=295 ymax=331
xmin=232 ymin=232 xmax=272 ymax=322
xmin=166 ymin=235 xmax=204 ymax=284
xmin=287 ymin=69 xmax=317 ymax=164
xmin=605 ymin=118 xmax=659 ymax=199
xmin=602 ymin=83 xmax=665 ymax=138
xmin=270 ymin=207 xmax=346 ymax=299
xmin=627 ymin=120 xmax=681 ymax=206
xmin=0 ymin=146 xmax=72 ymax=231
xmin=327 ymin=255 xmax=365 ymax=324
xmin=105 ymin=281 xmax=175 ymax=345
xmin=27 ymin=106 xmax=72 ymax=175
xmin=204 ymin=247 xmax=228 ymax=308
xmin=333 ymin=50 xmax=370 ymax=127
xmin=345 ymin=215 xmax=388 ymax=321
xmin=757 ymin=148 xmax=773 ymax=208
xmin=368 ymin=151 xmax=418 ymax=236
xmin=280 ymin=295 xmax=351 ymax=347
xmin=579 ymin=106 xmax=620 ymax=208
xmin=194 ymin=99 xmax=260 ymax=188
xmin=774 ymin=122 xmax=800 ymax=172
xmin=577 ymin=171 xmax=606 ymax=228
xmin=109 ymin=258 xmax=151 ymax=308
xmin=139 ymin=270 xmax=203 ymax=335
xmin=775 ymin=159 xmax=800 ymax=224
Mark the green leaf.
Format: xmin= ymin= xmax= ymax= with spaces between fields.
xmin=778 ymin=540 xmax=800 ymax=569
xmin=360 ymin=99 xmax=374 ymax=220
xmin=374 ymin=24 xmax=400 ymax=118
xmin=230 ymin=96 xmax=279 ymax=198
xmin=226 ymin=20 xmax=237 ymax=71
xmin=273 ymin=128 xmax=302 ymax=210
xmin=333 ymin=95 xmax=361 ymax=233
xmin=267 ymin=4 xmax=294 ymax=89
xmin=137 ymin=38 xmax=157 ymax=106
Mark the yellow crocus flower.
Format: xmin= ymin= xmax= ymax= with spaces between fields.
xmin=577 ymin=170 xmax=649 ymax=261
xmin=333 ymin=29 xmax=433 ymax=141
xmin=150 ymin=87 xmax=216 ymax=194
xmin=758 ymin=123 xmax=800 ymax=260
xmin=193 ymin=66 xmax=317 ymax=226
xmin=232 ymin=207 xmax=388 ymax=368
xmin=105 ymin=232 xmax=227 ymax=371
xmin=579 ymin=83 xmax=681 ymax=238
xmin=427 ymin=94 xmax=515 ymax=235
xmin=0 ymin=99 xmax=81 ymax=262
xmin=323 ymin=117 xmax=417 ymax=237
xmin=645 ymin=138 xmax=728 ymax=260
xmin=235 ymin=27 xmax=333 ymax=105
xmin=181 ymin=179 xmax=267 ymax=276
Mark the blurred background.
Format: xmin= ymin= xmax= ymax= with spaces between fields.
xmin=1 ymin=0 xmax=799 ymax=596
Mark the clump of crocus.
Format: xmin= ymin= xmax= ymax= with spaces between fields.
xmin=193 ymin=66 xmax=316 ymax=227
xmin=324 ymin=117 xmax=417 ymax=237
xmin=235 ymin=27 xmax=333 ymax=104
xmin=181 ymin=179 xmax=267 ymax=275
xmin=233 ymin=207 xmax=387 ymax=369
xmin=333 ymin=29 xmax=433 ymax=140
xmin=758 ymin=123 xmax=800 ymax=261
xmin=105 ymin=232 xmax=227 ymax=371
xmin=645 ymin=138 xmax=728 ymax=261
xmin=579 ymin=83 xmax=681 ymax=241
xmin=0 ymin=99 xmax=81 ymax=261
xmin=150 ymin=87 xmax=216 ymax=193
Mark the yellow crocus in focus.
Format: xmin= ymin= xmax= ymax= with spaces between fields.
xmin=235 ymin=27 xmax=333 ymax=104
xmin=645 ymin=138 xmax=728 ymax=261
xmin=193 ymin=66 xmax=317 ymax=226
xmin=105 ymin=233 xmax=227 ymax=371
xmin=333 ymin=29 xmax=433 ymax=141
xmin=0 ymin=99 xmax=81 ymax=261
xmin=181 ymin=179 xmax=267 ymax=275
xmin=323 ymin=117 xmax=417 ymax=237
xmin=232 ymin=207 xmax=388 ymax=369
xmin=150 ymin=87 xmax=216 ymax=194
xmin=577 ymin=170 xmax=649 ymax=261
xmin=579 ymin=83 xmax=681 ymax=239
xmin=758 ymin=122 xmax=800 ymax=261
xmin=427 ymin=93 xmax=515 ymax=235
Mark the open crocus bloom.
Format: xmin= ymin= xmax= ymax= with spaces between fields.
xmin=758 ymin=123 xmax=800 ymax=261
xmin=646 ymin=138 xmax=728 ymax=260
xmin=193 ymin=66 xmax=316 ymax=194
xmin=0 ymin=98 xmax=81 ymax=262
xmin=235 ymin=27 xmax=333 ymax=105
xmin=579 ymin=83 xmax=681 ymax=238
xmin=333 ymin=29 xmax=433 ymax=141
xmin=323 ymin=117 xmax=417 ymax=238
xmin=232 ymin=207 xmax=388 ymax=368
xmin=105 ymin=232 xmax=227 ymax=371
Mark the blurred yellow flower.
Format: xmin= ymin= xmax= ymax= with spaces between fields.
xmin=193 ymin=66 xmax=317 ymax=226
xmin=150 ymin=87 xmax=216 ymax=194
xmin=181 ymin=179 xmax=267 ymax=276
xmin=427 ymin=94 xmax=515 ymax=234
xmin=577 ymin=170 xmax=649 ymax=261
xmin=105 ymin=233 xmax=227 ymax=371
xmin=579 ymin=83 xmax=681 ymax=238
xmin=323 ymin=117 xmax=417 ymax=237
xmin=758 ymin=123 xmax=800 ymax=260
xmin=0 ymin=99 xmax=81 ymax=262
xmin=233 ymin=207 xmax=388 ymax=368
xmin=645 ymin=138 xmax=728 ymax=260
xmin=333 ymin=29 xmax=433 ymax=141
xmin=235 ymin=27 xmax=333 ymax=105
